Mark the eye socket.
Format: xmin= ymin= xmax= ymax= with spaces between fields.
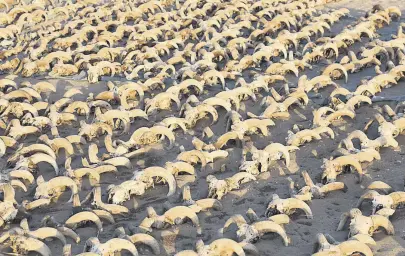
xmin=266 ymin=207 xmax=281 ymax=217
xmin=376 ymin=204 xmax=384 ymax=212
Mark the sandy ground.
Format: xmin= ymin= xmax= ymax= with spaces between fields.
xmin=2 ymin=0 xmax=405 ymax=255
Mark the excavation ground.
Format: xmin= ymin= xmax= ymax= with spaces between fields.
xmin=2 ymin=0 xmax=405 ymax=255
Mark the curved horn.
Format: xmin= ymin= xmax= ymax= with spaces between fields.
xmin=23 ymin=198 xmax=51 ymax=211
xmin=319 ymin=182 xmax=347 ymax=194
xmin=222 ymin=214 xmax=248 ymax=233
xmin=94 ymin=164 xmax=118 ymax=175
xmin=323 ymin=63 xmax=348 ymax=83
xmin=175 ymin=251 xmax=198 ymax=256
xmin=285 ymin=198 xmax=313 ymax=218
xmin=65 ymin=211 xmax=103 ymax=232
xmin=370 ymin=215 xmax=395 ymax=235
xmin=346 ymin=95 xmax=372 ymax=110
xmin=30 ymin=153 xmax=59 ymax=175
xmin=0 ymin=137 xmax=6 ymax=158
xmin=165 ymin=161 xmax=195 ymax=176
xmin=164 ymin=206 xmax=200 ymax=234
xmin=29 ymin=227 xmax=67 ymax=245
xmin=33 ymin=82 xmax=56 ymax=93
xmin=214 ymin=131 xmax=240 ymax=149
xmin=46 ymin=176 xmax=79 ymax=197
xmin=336 ymin=211 xmax=350 ymax=231
xmin=367 ymin=181 xmax=393 ymax=194
xmin=334 ymin=155 xmax=363 ymax=182
xmin=92 ymin=209 xmax=115 ymax=224
xmin=0 ymin=183 xmax=16 ymax=203
xmin=252 ymin=221 xmax=290 ymax=246
xmin=142 ymin=167 xmax=177 ymax=197
xmin=0 ymin=0 xmax=9 ymax=12
xmin=337 ymin=240 xmax=373 ymax=256
xmin=16 ymin=236 xmax=52 ymax=256
xmin=88 ymin=143 xmax=100 ymax=164
xmin=21 ymin=144 xmax=57 ymax=159
xmin=10 ymin=179 xmax=27 ymax=192
xmin=56 ymin=226 xmax=80 ymax=244
xmin=103 ymin=157 xmax=132 ymax=169
xmin=268 ymin=214 xmax=290 ymax=225
xmin=389 ymin=191 xmax=405 ymax=208
xmin=209 ymin=238 xmax=245 ymax=256
xmin=326 ymin=109 xmax=355 ymax=122
xmin=350 ymin=234 xmax=376 ymax=246
xmin=129 ymin=233 xmax=160 ymax=255
xmin=9 ymin=170 xmax=34 ymax=184
xmin=330 ymin=88 xmax=351 ymax=99
xmin=104 ymin=238 xmax=139 ymax=255
xmin=150 ymin=126 xmax=175 ymax=149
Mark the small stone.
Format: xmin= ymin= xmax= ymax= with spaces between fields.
xmin=311 ymin=150 xmax=318 ymax=157
xmin=338 ymin=126 xmax=346 ymax=131
xmin=220 ymin=164 xmax=226 ymax=172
